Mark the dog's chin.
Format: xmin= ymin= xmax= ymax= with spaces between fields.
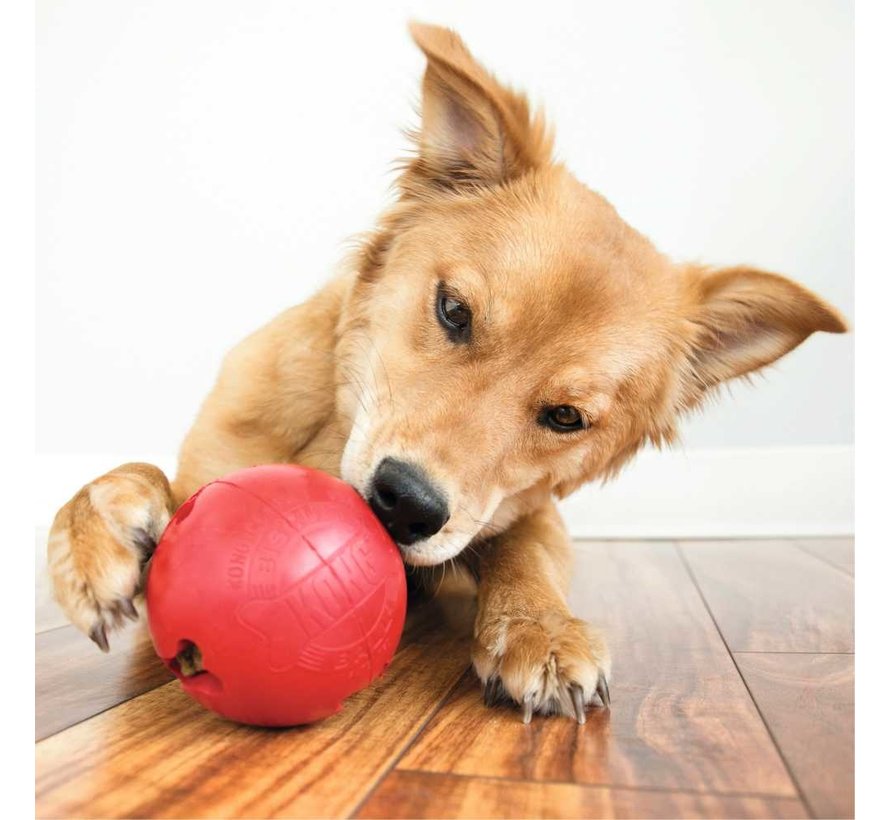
xmin=397 ymin=534 xmax=468 ymax=567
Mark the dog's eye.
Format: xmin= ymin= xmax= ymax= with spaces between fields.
xmin=541 ymin=405 xmax=585 ymax=432
xmin=436 ymin=285 xmax=471 ymax=343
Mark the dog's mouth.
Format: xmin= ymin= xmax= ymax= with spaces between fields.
xmin=389 ymin=534 xmax=470 ymax=567
xmin=396 ymin=543 xmax=443 ymax=567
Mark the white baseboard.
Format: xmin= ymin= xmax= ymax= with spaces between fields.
xmin=34 ymin=445 xmax=853 ymax=539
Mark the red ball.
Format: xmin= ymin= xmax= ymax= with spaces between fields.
xmin=146 ymin=465 xmax=407 ymax=726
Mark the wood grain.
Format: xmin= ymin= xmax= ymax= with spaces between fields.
xmin=795 ymin=537 xmax=854 ymax=576
xmin=36 ymin=596 xmax=473 ymax=819
xmin=681 ymin=540 xmax=853 ymax=652
xmin=398 ymin=541 xmax=796 ymax=797
xmin=735 ymin=653 xmax=854 ymax=819
xmin=36 ymin=623 xmax=174 ymax=740
xmin=35 ymin=539 xmax=855 ymax=818
xmin=357 ymin=771 xmax=807 ymax=819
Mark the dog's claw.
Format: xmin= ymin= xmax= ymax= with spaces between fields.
xmin=483 ymin=677 xmax=497 ymax=707
xmin=596 ymin=674 xmax=611 ymax=709
xmin=522 ymin=695 xmax=534 ymax=724
xmin=130 ymin=527 xmax=157 ymax=560
xmin=120 ymin=598 xmax=139 ymax=621
xmin=90 ymin=623 xmax=110 ymax=653
xmin=570 ymin=683 xmax=587 ymax=724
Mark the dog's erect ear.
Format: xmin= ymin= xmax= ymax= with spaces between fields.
xmin=681 ymin=266 xmax=847 ymax=405
xmin=404 ymin=22 xmax=552 ymax=195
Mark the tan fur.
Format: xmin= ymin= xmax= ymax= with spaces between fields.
xmin=47 ymin=24 xmax=846 ymax=716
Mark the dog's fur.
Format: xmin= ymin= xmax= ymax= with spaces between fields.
xmin=47 ymin=24 xmax=847 ymax=719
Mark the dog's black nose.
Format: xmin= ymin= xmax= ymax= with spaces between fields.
xmin=368 ymin=458 xmax=449 ymax=545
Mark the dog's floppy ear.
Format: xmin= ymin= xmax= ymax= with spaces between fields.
xmin=680 ymin=265 xmax=847 ymax=406
xmin=404 ymin=22 xmax=552 ymax=195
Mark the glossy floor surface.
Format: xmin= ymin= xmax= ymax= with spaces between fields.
xmin=35 ymin=537 xmax=853 ymax=819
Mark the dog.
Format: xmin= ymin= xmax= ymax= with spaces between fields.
xmin=47 ymin=23 xmax=847 ymax=723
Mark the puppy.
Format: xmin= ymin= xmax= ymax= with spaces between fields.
xmin=47 ymin=24 xmax=847 ymax=722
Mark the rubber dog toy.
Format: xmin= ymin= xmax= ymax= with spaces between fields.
xmin=146 ymin=464 xmax=406 ymax=726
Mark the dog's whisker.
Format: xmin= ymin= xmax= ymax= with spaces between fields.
xmin=363 ymin=333 xmax=395 ymax=411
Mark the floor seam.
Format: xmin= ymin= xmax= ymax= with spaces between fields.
xmin=674 ymin=541 xmax=817 ymax=820
xmin=36 ymin=678 xmax=179 ymax=744
xmin=392 ymin=767 xmax=805 ymax=801
xmin=732 ymin=650 xmax=854 ymax=656
xmin=790 ymin=540 xmax=854 ymax=578
xmin=348 ymin=666 xmax=471 ymax=818
xmin=34 ymin=622 xmax=73 ymax=637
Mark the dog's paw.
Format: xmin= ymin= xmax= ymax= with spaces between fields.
xmin=472 ymin=609 xmax=611 ymax=723
xmin=47 ymin=463 xmax=173 ymax=651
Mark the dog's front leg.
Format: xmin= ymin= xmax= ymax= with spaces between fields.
xmin=471 ymin=500 xmax=610 ymax=723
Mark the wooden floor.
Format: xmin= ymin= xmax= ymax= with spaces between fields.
xmin=35 ymin=537 xmax=854 ymax=819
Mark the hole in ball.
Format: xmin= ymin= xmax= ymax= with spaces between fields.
xmin=172 ymin=640 xmax=204 ymax=676
xmin=166 ymin=639 xmax=224 ymax=695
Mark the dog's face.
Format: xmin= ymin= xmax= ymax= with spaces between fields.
xmin=337 ymin=24 xmax=846 ymax=565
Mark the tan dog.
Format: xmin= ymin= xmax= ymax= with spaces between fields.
xmin=47 ymin=24 xmax=847 ymax=722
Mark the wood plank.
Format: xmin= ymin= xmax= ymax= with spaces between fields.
xmin=682 ymin=540 xmax=853 ymax=652
xmin=36 ymin=596 xmax=473 ymax=819
xmin=356 ymin=770 xmax=807 ymax=819
xmin=795 ymin=537 xmax=854 ymax=576
xmin=735 ymin=653 xmax=854 ymax=819
xmin=36 ymin=623 xmax=174 ymax=740
xmin=397 ymin=542 xmax=796 ymax=797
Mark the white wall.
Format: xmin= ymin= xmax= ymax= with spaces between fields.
xmin=36 ymin=0 xmax=853 ymax=533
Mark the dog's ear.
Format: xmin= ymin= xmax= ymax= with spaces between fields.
xmin=404 ymin=22 xmax=552 ymax=195
xmin=680 ymin=265 xmax=847 ymax=406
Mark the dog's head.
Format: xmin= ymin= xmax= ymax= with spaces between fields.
xmin=337 ymin=24 xmax=846 ymax=566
